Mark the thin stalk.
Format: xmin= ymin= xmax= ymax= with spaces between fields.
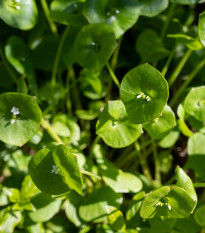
xmin=161 ymin=3 xmax=176 ymax=40
xmin=161 ymin=45 xmax=176 ymax=77
xmin=152 ymin=140 xmax=161 ymax=182
xmin=169 ymin=58 xmax=205 ymax=107
xmin=90 ymin=135 xmax=101 ymax=155
xmin=40 ymin=0 xmax=58 ymax=36
xmin=111 ymin=37 xmax=123 ymax=70
xmin=106 ymin=62 xmax=120 ymax=89
xmin=81 ymin=170 xmax=101 ymax=180
xmin=135 ymin=142 xmax=152 ymax=180
xmin=51 ymin=26 xmax=70 ymax=88
xmin=41 ymin=118 xmax=63 ymax=144
xmin=193 ymin=183 xmax=205 ymax=188
xmin=0 ymin=46 xmax=18 ymax=84
xmin=168 ymin=48 xmax=192 ymax=88
xmin=117 ymin=150 xmax=138 ymax=168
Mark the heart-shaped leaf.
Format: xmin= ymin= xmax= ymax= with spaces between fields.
xmin=83 ymin=0 xmax=140 ymax=38
xmin=120 ymin=63 xmax=169 ymax=124
xmin=0 ymin=92 xmax=42 ymax=146
xmin=199 ymin=11 xmax=205 ymax=47
xmin=96 ymin=100 xmax=143 ymax=148
xmin=74 ymin=23 xmax=116 ymax=72
xmin=0 ymin=0 xmax=37 ymax=30
xmin=28 ymin=144 xmax=83 ymax=195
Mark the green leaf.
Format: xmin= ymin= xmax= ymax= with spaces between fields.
xmin=96 ymin=100 xmax=143 ymax=148
xmin=0 ymin=92 xmax=42 ymax=146
xmin=183 ymin=86 xmax=205 ymax=122
xmin=80 ymin=69 xmax=106 ymax=99
xmin=64 ymin=191 xmax=83 ymax=226
xmin=74 ymin=23 xmax=116 ymax=72
xmin=158 ymin=151 xmax=173 ymax=174
xmin=171 ymin=0 xmax=202 ymax=4
xmin=50 ymin=0 xmax=87 ymax=26
xmin=83 ymin=0 xmax=140 ymax=38
xmin=79 ymin=186 xmax=122 ymax=222
xmin=176 ymin=166 xmax=197 ymax=203
xmin=5 ymin=36 xmax=37 ymax=94
xmin=140 ymin=186 xmax=196 ymax=219
xmin=167 ymin=33 xmax=202 ymax=50
xmin=143 ymin=105 xmax=176 ymax=139
xmin=158 ymin=128 xmax=180 ymax=148
xmin=108 ymin=207 xmax=126 ymax=232
xmin=137 ymin=0 xmax=168 ymax=17
xmin=120 ymin=64 xmax=169 ymax=124
xmin=194 ymin=205 xmax=205 ymax=227
xmin=0 ymin=207 xmax=21 ymax=233
xmin=0 ymin=0 xmax=37 ymax=30
xmin=199 ymin=11 xmax=205 ymax=47
xmin=28 ymin=144 xmax=83 ymax=195
xmin=187 ymin=132 xmax=205 ymax=181
xmin=136 ymin=29 xmax=169 ymax=63
xmin=28 ymin=193 xmax=61 ymax=222
xmin=51 ymin=114 xmax=80 ymax=144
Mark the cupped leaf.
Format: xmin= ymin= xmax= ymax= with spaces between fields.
xmin=140 ymin=186 xmax=196 ymax=219
xmin=176 ymin=166 xmax=197 ymax=203
xmin=167 ymin=33 xmax=202 ymax=50
xmin=28 ymin=145 xmax=83 ymax=195
xmin=199 ymin=11 xmax=205 ymax=47
xmin=5 ymin=36 xmax=37 ymax=94
xmin=80 ymin=69 xmax=106 ymax=99
xmin=83 ymin=0 xmax=140 ymax=38
xmin=74 ymin=23 xmax=116 ymax=72
xmin=143 ymin=105 xmax=176 ymax=139
xmin=194 ymin=205 xmax=205 ymax=227
xmin=158 ymin=128 xmax=180 ymax=148
xmin=0 ymin=92 xmax=42 ymax=146
xmin=79 ymin=186 xmax=122 ymax=222
xmin=136 ymin=29 xmax=169 ymax=63
xmin=137 ymin=0 xmax=168 ymax=17
xmin=0 ymin=0 xmax=37 ymax=30
xmin=187 ymin=132 xmax=205 ymax=181
xmin=50 ymin=0 xmax=87 ymax=26
xmin=96 ymin=100 xmax=143 ymax=148
xmin=183 ymin=86 xmax=205 ymax=122
xmin=120 ymin=64 xmax=169 ymax=124
xmin=28 ymin=193 xmax=62 ymax=222
xmin=108 ymin=207 xmax=126 ymax=232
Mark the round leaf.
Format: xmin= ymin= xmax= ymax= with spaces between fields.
xmin=120 ymin=63 xmax=169 ymax=124
xmin=0 ymin=0 xmax=37 ymax=30
xmin=183 ymin=86 xmax=205 ymax=122
xmin=137 ymin=0 xmax=168 ymax=17
xmin=194 ymin=205 xmax=205 ymax=227
xmin=140 ymin=186 xmax=196 ymax=219
xmin=28 ymin=145 xmax=83 ymax=195
xmin=83 ymin=0 xmax=141 ymax=38
xmin=74 ymin=23 xmax=116 ymax=72
xmin=0 ymin=92 xmax=42 ymax=146
xmin=143 ymin=105 xmax=176 ymax=139
xmin=96 ymin=100 xmax=143 ymax=148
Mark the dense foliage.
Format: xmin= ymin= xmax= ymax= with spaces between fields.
xmin=0 ymin=0 xmax=205 ymax=232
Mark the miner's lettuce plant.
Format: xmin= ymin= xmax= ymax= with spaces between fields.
xmin=0 ymin=0 xmax=205 ymax=232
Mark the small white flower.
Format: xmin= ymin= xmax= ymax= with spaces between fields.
xmin=11 ymin=106 xmax=20 ymax=116
xmin=50 ymin=165 xmax=60 ymax=174
xmin=115 ymin=9 xmax=120 ymax=14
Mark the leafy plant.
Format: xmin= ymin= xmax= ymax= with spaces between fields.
xmin=0 ymin=0 xmax=205 ymax=232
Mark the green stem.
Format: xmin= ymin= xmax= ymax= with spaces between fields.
xmin=135 ymin=142 xmax=152 ymax=180
xmin=161 ymin=45 xmax=176 ymax=77
xmin=161 ymin=3 xmax=176 ymax=40
xmin=169 ymin=58 xmax=205 ymax=107
xmin=117 ymin=150 xmax=138 ymax=168
xmin=51 ymin=26 xmax=70 ymax=88
xmin=152 ymin=140 xmax=161 ymax=182
xmin=111 ymin=37 xmax=123 ymax=70
xmin=40 ymin=0 xmax=58 ymax=36
xmin=106 ymin=62 xmax=120 ymax=89
xmin=90 ymin=135 xmax=101 ymax=155
xmin=193 ymin=183 xmax=205 ymax=188
xmin=81 ymin=170 xmax=101 ymax=180
xmin=41 ymin=118 xmax=63 ymax=144
xmin=0 ymin=46 xmax=18 ymax=84
xmin=168 ymin=49 xmax=192 ymax=88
